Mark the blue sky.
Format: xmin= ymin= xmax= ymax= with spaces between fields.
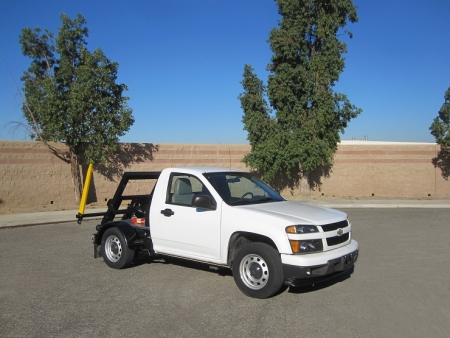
xmin=1 ymin=0 xmax=449 ymax=144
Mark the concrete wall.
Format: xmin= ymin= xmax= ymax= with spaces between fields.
xmin=318 ymin=141 xmax=447 ymax=199
xmin=0 ymin=140 xmax=448 ymax=212
xmin=0 ymin=141 xmax=73 ymax=211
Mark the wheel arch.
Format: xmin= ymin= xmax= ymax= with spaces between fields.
xmin=96 ymin=221 xmax=139 ymax=249
xmin=227 ymin=231 xmax=279 ymax=266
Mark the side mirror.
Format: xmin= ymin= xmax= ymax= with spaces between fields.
xmin=192 ymin=195 xmax=216 ymax=210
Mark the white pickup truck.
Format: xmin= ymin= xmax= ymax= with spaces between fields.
xmin=85 ymin=167 xmax=358 ymax=298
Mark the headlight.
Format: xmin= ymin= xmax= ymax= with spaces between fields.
xmin=286 ymin=224 xmax=318 ymax=234
xmin=289 ymin=239 xmax=323 ymax=254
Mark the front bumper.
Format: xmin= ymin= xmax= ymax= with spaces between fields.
xmin=281 ymin=240 xmax=359 ymax=287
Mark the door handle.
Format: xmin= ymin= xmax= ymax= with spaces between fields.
xmin=161 ymin=208 xmax=174 ymax=217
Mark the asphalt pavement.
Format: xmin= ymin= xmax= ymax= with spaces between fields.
xmin=0 ymin=198 xmax=448 ymax=228
xmin=2 ymin=209 xmax=450 ymax=337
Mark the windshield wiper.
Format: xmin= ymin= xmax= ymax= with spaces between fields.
xmin=232 ymin=200 xmax=254 ymax=206
xmin=254 ymin=197 xmax=278 ymax=203
xmin=232 ymin=197 xmax=279 ymax=206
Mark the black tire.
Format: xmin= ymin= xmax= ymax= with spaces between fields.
xmin=101 ymin=227 xmax=135 ymax=269
xmin=232 ymin=242 xmax=284 ymax=299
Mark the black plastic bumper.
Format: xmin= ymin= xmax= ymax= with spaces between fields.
xmin=283 ymin=249 xmax=358 ymax=287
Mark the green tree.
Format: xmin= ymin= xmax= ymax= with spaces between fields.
xmin=239 ymin=0 xmax=362 ymax=185
xmin=430 ymin=87 xmax=450 ymax=179
xmin=20 ymin=13 xmax=134 ymax=202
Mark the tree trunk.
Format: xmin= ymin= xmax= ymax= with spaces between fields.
xmin=299 ymin=176 xmax=311 ymax=197
xmin=69 ymin=148 xmax=83 ymax=204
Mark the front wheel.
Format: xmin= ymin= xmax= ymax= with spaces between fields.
xmin=232 ymin=242 xmax=284 ymax=298
xmin=101 ymin=227 xmax=135 ymax=269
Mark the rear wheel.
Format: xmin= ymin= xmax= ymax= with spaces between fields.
xmin=101 ymin=227 xmax=135 ymax=269
xmin=232 ymin=242 xmax=284 ymax=298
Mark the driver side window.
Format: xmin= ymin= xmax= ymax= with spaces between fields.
xmin=166 ymin=173 xmax=212 ymax=207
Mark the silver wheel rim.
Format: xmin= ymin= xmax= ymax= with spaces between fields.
xmin=239 ymin=253 xmax=269 ymax=290
xmin=105 ymin=235 xmax=122 ymax=262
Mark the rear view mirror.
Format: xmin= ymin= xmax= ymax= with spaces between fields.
xmin=226 ymin=177 xmax=240 ymax=183
xmin=192 ymin=195 xmax=216 ymax=210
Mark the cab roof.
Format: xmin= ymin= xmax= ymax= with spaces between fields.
xmin=168 ymin=166 xmax=247 ymax=174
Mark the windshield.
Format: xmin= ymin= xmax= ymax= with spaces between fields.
xmin=203 ymin=172 xmax=284 ymax=206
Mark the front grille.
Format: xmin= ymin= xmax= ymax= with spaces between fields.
xmin=326 ymin=233 xmax=349 ymax=246
xmin=321 ymin=220 xmax=348 ymax=232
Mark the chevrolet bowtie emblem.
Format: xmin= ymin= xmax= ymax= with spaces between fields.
xmin=337 ymin=228 xmax=344 ymax=236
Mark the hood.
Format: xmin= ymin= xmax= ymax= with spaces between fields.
xmin=238 ymin=200 xmax=346 ymax=225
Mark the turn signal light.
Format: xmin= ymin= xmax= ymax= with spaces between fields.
xmin=289 ymin=240 xmax=300 ymax=253
xmin=289 ymin=239 xmax=323 ymax=254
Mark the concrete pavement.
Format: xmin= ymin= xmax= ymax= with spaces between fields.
xmin=0 ymin=207 xmax=107 ymax=228
xmin=0 ymin=199 xmax=449 ymax=229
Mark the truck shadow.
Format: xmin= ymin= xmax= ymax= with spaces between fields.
xmin=132 ymin=255 xmax=233 ymax=277
xmin=132 ymin=254 xmax=355 ymax=294
xmin=287 ymin=266 xmax=355 ymax=294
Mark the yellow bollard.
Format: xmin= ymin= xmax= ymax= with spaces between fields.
xmin=78 ymin=163 xmax=93 ymax=216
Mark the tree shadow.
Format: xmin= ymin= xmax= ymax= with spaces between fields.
xmin=307 ymin=164 xmax=332 ymax=191
xmin=79 ymin=143 xmax=158 ymax=203
xmin=432 ymin=148 xmax=450 ymax=180
xmin=95 ymin=143 xmax=159 ymax=182
xmin=270 ymin=167 xmax=301 ymax=195
xmin=268 ymin=164 xmax=332 ymax=195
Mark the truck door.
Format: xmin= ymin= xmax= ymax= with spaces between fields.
xmin=152 ymin=172 xmax=221 ymax=261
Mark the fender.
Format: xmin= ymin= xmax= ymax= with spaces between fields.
xmin=96 ymin=221 xmax=141 ymax=249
